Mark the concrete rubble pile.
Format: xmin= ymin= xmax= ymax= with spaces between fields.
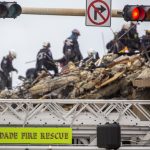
xmin=1 ymin=53 xmax=150 ymax=99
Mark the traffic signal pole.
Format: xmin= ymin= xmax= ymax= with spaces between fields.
xmin=22 ymin=7 xmax=122 ymax=17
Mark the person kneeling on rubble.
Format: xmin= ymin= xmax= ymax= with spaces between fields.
xmin=36 ymin=42 xmax=58 ymax=76
xmin=62 ymin=29 xmax=83 ymax=65
xmin=25 ymin=68 xmax=37 ymax=82
xmin=0 ymin=51 xmax=18 ymax=90
xmin=79 ymin=48 xmax=100 ymax=70
xmin=84 ymin=48 xmax=100 ymax=62
xmin=18 ymin=68 xmax=37 ymax=83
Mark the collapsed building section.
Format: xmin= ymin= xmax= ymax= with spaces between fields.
xmin=1 ymin=53 xmax=150 ymax=100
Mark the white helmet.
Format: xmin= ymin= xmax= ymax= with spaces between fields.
xmin=88 ymin=48 xmax=95 ymax=56
xmin=43 ymin=42 xmax=50 ymax=48
xmin=9 ymin=50 xmax=17 ymax=59
xmin=114 ymin=32 xmax=118 ymax=36
xmin=122 ymin=24 xmax=130 ymax=30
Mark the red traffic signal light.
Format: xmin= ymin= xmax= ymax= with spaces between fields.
xmin=132 ymin=7 xmax=140 ymax=20
xmin=0 ymin=2 xmax=22 ymax=18
xmin=123 ymin=5 xmax=150 ymax=21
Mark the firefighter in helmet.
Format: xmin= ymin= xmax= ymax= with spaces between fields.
xmin=0 ymin=50 xmax=18 ymax=89
xmin=36 ymin=42 xmax=58 ymax=75
xmin=63 ymin=29 xmax=83 ymax=64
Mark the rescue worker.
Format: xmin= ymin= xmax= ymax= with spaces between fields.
xmin=80 ymin=48 xmax=100 ymax=70
xmin=0 ymin=51 xmax=18 ymax=89
xmin=141 ymin=30 xmax=150 ymax=50
xmin=85 ymin=48 xmax=100 ymax=61
xmin=117 ymin=24 xmax=130 ymax=47
xmin=26 ymin=68 xmax=37 ymax=82
xmin=128 ymin=22 xmax=140 ymax=50
xmin=55 ymin=55 xmax=68 ymax=67
xmin=107 ymin=23 xmax=140 ymax=55
xmin=141 ymin=30 xmax=150 ymax=61
xmin=36 ymin=42 xmax=58 ymax=76
xmin=63 ymin=29 xmax=83 ymax=64
xmin=129 ymin=22 xmax=139 ymax=40
xmin=106 ymin=32 xmax=125 ymax=54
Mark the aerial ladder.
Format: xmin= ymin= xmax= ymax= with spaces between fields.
xmin=0 ymin=99 xmax=149 ymax=149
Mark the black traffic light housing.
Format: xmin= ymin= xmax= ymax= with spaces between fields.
xmin=0 ymin=2 xmax=22 ymax=18
xmin=123 ymin=5 xmax=150 ymax=21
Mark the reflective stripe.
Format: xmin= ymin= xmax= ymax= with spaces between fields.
xmin=65 ymin=39 xmax=73 ymax=46
xmin=37 ymin=52 xmax=46 ymax=60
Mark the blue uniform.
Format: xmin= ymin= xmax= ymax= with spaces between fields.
xmin=0 ymin=56 xmax=17 ymax=89
xmin=63 ymin=33 xmax=83 ymax=63
xmin=36 ymin=48 xmax=58 ymax=74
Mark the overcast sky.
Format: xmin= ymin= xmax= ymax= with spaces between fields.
xmin=0 ymin=0 xmax=149 ymax=86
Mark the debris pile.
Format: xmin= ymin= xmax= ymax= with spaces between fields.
xmin=0 ymin=53 xmax=150 ymax=99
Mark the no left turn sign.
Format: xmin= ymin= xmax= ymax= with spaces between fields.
xmin=86 ymin=0 xmax=111 ymax=27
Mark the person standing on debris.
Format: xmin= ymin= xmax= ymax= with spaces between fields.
xmin=141 ymin=30 xmax=150 ymax=50
xmin=117 ymin=24 xmax=130 ymax=47
xmin=106 ymin=24 xmax=129 ymax=54
xmin=128 ymin=22 xmax=140 ymax=50
xmin=107 ymin=23 xmax=140 ymax=55
xmin=63 ymin=29 xmax=83 ymax=64
xmin=36 ymin=42 xmax=58 ymax=76
xmin=0 ymin=51 xmax=18 ymax=89
xmin=141 ymin=30 xmax=150 ymax=61
xmin=106 ymin=32 xmax=125 ymax=54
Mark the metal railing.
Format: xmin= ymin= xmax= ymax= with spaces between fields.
xmin=0 ymin=99 xmax=149 ymax=147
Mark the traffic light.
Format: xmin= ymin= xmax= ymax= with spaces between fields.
xmin=0 ymin=2 xmax=22 ymax=18
xmin=123 ymin=5 xmax=150 ymax=21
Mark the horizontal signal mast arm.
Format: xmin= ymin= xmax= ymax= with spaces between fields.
xmin=22 ymin=7 xmax=122 ymax=17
